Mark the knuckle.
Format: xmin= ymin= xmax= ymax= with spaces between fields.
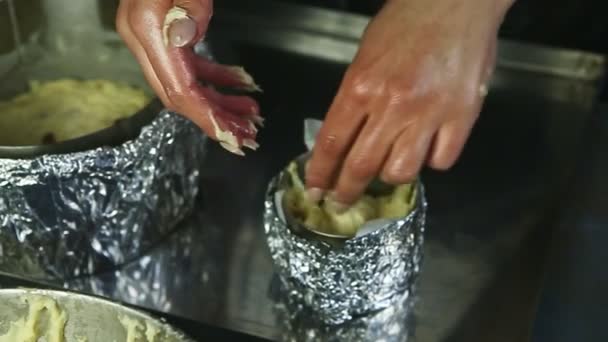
xmin=304 ymin=164 xmax=326 ymax=188
xmin=345 ymin=155 xmax=375 ymax=181
xmin=344 ymin=72 xmax=381 ymax=104
xmin=382 ymin=161 xmax=419 ymax=185
xmin=428 ymin=156 xmax=454 ymax=171
xmin=127 ymin=5 xmax=152 ymax=38
xmin=429 ymin=147 xmax=459 ymax=171
xmin=382 ymin=169 xmax=417 ymax=185
xmin=386 ymin=78 xmax=417 ymax=103
xmin=317 ymin=133 xmax=344 ymax=159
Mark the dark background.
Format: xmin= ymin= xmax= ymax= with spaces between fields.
xmin=286 ymin=0 xmax=608 ymax=55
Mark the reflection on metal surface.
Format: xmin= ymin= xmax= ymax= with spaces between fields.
xmin=531 ymin=103 xmax=608 ymax=342
xmin=213 ymin=0 xmax=606 ymax=81
xmin=64 ymin=205 xmax=226 ymax=319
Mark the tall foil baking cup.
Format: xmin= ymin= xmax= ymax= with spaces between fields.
xmin=263 ymin=119 xmax=427 ymax=325
xmin=0 ymin=110 xmax=206 ymax=281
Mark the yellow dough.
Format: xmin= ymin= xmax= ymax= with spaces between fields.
xmin=283 ymin=161 xmax=417 ymax=237
xmin=0 ymin=295 xmax=67 ymax=342
xmin=0 ymin=294 xmax=165 ymax=342
xmin=118 ymin=315 xmax=162 ymax=342
xmin=0 ymin=79 xmax=149 ymax=146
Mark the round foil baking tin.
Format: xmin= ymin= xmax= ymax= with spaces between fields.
xmin=264 ymin=159 xmax=427 ymax=325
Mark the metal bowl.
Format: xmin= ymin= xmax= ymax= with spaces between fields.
xmin=0 ymin=0 xmax=160 ymax=158
xmin=0 ymin=98 xmax=162 ymax=159
xmin=0 ymin=5 xmax=206 ymax=281
xmin=0 ymin=288 xmax=194 ymax=341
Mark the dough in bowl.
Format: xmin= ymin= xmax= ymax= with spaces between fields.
xmin=0 ymin=79 xmax=149 ymax=146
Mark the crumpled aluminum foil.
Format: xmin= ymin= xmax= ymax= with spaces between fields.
xmin=270 ymin=276 xmax=416 ymax=342
xmin=0 ymin=110 xmax=206 ymax=281
xmin=263 ymin=119 xmax=427 ymax=325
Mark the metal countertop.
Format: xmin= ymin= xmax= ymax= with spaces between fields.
xmin=0 ymin=1 xmax=606 ymax=341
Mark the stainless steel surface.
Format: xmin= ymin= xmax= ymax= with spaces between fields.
xmin=531 ymin=103 xmax=608 ymax=342
xmin=212 ymin=0 xmax=606 ymax=81
xmin=0 ymin=288 xmax=193 ymax=341
xmin=0 ymin=1 xmax=605 ymax=341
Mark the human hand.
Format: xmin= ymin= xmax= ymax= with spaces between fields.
xmin=116 ymin=0 xmax=263 ymax=155
xmin=306 ymin=0 xmax=515 ymax=210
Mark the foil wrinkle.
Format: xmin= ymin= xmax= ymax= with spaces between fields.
xmin=0 ymin=110 xmax=206 ymax=280
xmin=264 ymin=173 xmax=426 ymax=325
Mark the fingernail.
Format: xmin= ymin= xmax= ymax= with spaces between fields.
xmin=168 ymin=17 xmax=197 ymax=47
xmin=305 ymin=188 xmax=324 ymax=203
xmin=243 ymin=139 xmax=259 ymax=151
xmin=325 ymin=195 xmax=349 ymax=214
xmin=227 ymin=66 xmax=263 ymax=92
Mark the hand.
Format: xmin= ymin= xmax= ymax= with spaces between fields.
xmin=116 ymin=0 xmax=263 ymax=155
xmin=305 ymin=0 xmax=515 ymax=210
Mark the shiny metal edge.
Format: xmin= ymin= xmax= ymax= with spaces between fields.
xmin=213 ymin=0 xmax=606 ymax=82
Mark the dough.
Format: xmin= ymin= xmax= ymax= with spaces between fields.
xmin=119 ymin=315 xmax=163 ymax=342
xmin=0 ymin=295 xmax=67 ymax=342
xmin=0 ymin=294 xmax=165 ymax=342
xmin=0 ymin=79 xmax=149 ymax=146
xmin=282 ymin=161 xmax=417 ymax=237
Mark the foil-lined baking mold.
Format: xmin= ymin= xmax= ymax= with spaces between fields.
xmin=0 ymin=110 xmax=206 ymax=280
xmin=263 ymin=119 xmax=427 ymax=325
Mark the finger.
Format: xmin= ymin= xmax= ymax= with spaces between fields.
xmin=130 ymin=1 xmax=260 ymax=154
xmin=213 ymin=106 xmax=259 ymax=153
xmin=117 ymin=0 xmax=172 ymax=106
xmin=128 ymin=2 xmax=234 ymax=147
xmin=484 ymin=38 xmax=497 ymax=82
xmin=427 ymin=113 xmax=477 ymax=171
xmin=381 ymin=121 xmax=435 ymax=185
xmin=328 ymin=115 xmax=402 ymax=208
xmin=118 ymin=25 xmax=172 ymax=106
xmin=164 ymin=0 xmax=213 ymax=47
xmin=199 ymin=87 xmax=262 ymax=123
xmin=305 ymin=91 xmax=367 ymax=201
xmin=193 ymin=57 xmax=261 ymax=92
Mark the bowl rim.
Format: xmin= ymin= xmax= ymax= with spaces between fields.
xmin=0 ymin=287 xmax=194 ymax=341
xmin=0 ymin=97 xmax=163 ymax=160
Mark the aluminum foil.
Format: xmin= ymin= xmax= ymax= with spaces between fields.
xmin=0 ymin=110 xmax=206 ymax=281
xmin=270 ymin=275 xmax=416 ymax=342
xmin=263 ymin=119 xmax=427 ymax=325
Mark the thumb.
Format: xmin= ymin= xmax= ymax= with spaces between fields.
xmin=163 ymin=0 xmax=213 ymax=48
